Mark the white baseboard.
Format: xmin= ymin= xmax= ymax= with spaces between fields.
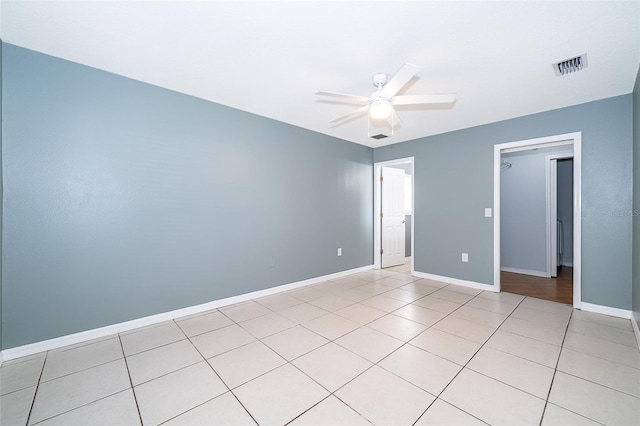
xmin=500 ymin=267 xmax=548 ymax=278
xmin=579 ymin=302 xmax=632 ymax=319
xmin=631 ymin=311 xmax=640 ymax=351
xmin=413 ymin=271 xmax=497 ymax=293
xmin=1 ymin=265 xmax=373 ymax=364
xmin=560 ymin=262 xmax=574 ymax=268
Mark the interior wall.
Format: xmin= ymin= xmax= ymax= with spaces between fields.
xmin=557 ymin=159 xmax=574 ymax=266
xmin=1 ymin=43 xmax=374 ymax=350
xmin=374 ymin=94 xmax=633 ymax=310
xmin=633 ymin=65 xmax=640 ymax=335
xmin=500 ymin=147 xmax=572 ymax=276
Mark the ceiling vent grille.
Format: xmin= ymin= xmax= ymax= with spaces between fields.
xmin=370 ymin=133 xmax=388 ymax=139
xmin=554 ymin=54 xmax=587 ymax=76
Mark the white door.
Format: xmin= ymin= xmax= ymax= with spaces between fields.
xmin=381 ymin=167 xmax=406 ymax=268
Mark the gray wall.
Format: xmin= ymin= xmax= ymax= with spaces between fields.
xmin=633 ymin=65 xmax=640 ymax=335
xmin=500 ymin=148 xmax=572 ymax=275
xmin=557 ymin=159 xmax=574 ymax=266
xmin=397 ymin=166 xmax=413 ymax=257
xmin=500 ymin=152 xmax=548 ymax=275
xmin=1 ymin=43 xmax=373 ymax=350
xmin=374 ymin=94 xmax=633 ymax=310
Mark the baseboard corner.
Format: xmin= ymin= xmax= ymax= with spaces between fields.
xmin=413 ymin=271 xmax=497 ymax=293
xmin=631 ymin=311 xmax=640 ymax=351
xmin=579 ymin=302 xmax=632 ymax=320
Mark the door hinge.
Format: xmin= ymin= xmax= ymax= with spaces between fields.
xmin=380 ymin=212 xmax=384 ymax=218
xmin=380 ymin=249 xmax=384 ymax=255
xmin=380 ymin=176 xmax=384 ymax=182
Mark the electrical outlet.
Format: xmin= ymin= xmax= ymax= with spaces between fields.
xmin=337 ymin=248 xmax=342 ymax=256
xmin=462 ymin=253 xmax=469 ymax=262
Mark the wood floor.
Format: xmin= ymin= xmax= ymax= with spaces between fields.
xmin=501 ymin=267 xmax=573 ymax=305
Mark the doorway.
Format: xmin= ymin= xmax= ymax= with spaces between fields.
xmin=494 ymin=133 xmax=582 ymax=308
xmin=498 ymin=149 xmax=574 ymax=304
xmin=374 ymin=157 xmax=414 ymax=271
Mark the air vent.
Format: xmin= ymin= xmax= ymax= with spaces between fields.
xmin=370 ymin=133 xmax=388 ymax=140
xmin=554 ymin=54 xmax=587 ymax=76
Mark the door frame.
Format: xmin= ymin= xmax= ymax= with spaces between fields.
xmin=546 ymin=153 xmax=573 ymax=278
xmin=381 ymin=166 xmax=407 ymax=268
xmin=374 ymin=157 xmax=414 ymax=271
xmin=493 ymin=132 xmax=582 ymax=308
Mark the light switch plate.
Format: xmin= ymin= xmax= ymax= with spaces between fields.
xmin=485 ymin=208 xmax=492 ymax=217
xmin=462 ymin=253 xmax=469 ymax=262
xmin=337 ymin=248 xmax=342 ymax=256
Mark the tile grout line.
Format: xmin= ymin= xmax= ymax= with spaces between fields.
xmin=182 ymin=323 xmax=261 ymax=426
xmin=225 ymin=274 xmax=636 ymax=422
xmin=551 ymin=314 xmax=640 ymax=402
xmin=117 ymin=334 xmax=145 ymax=426
xmin=243 ymin=273 xmax=420 ymax=423
xmin=268 ymin=277 xmax=510 ymax=424
xmin=538 ymin=307 xmax=575 ymax=426
xmin=191 ymin=277 xmax=630 ymax=425
xmin=22 ymin=352 xmax=48 ymax=426
xmin=405 ymin=292 xmax=530 ymax=426
xmin=277 ymin=281 xmax=506 ymax=425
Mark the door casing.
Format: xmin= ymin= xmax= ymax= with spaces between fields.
xmin=374 ymin=157 xmax=414 ymax=271
xmin=546 ymin=154 xmax=573 ymax=278
xmin=494 ymin=132 xmax=582 ymax=308
xmin=381 ymin=166 xmax=407 ymax=268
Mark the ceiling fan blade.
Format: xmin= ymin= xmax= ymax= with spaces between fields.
xmin=391 ymin=107 xmax=403 ymax=126
xmin=329 ymin=105 xmax=369 ymax=123
xmin=392 ymin=94 xmax=457 ymax=106
xmin=316 ymin=91 xmax=371 ymax=103
xmin=379 ymin=63 xmax=421 ymax=99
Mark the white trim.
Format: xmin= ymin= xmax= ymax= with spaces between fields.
xmin=494 ymin=132 xmax=582 ymax=308
xmin=500 ymin=267 xmax=548 ymax=278
xmin=493 ymin=146 xmax=502 ymax=292
xmin=631 ymin=311 xmax=640 ymax=351
xmin=374 ymin=157 xmax=414 ymax=274
xmin=572 ymin=134 xmax=583 ymax=308
xmin=413 ymin=271 xmax=498 ymax=292
xmin=548 ymin=156 xmax=558 ymax=277
xmin=580 ymin=302 xmax=632 ymax=320
xmin=561 ymin=262 xmax=574 ymax=268
xmin=501 ymin=140 xmax=573 ymax=154
xmin=0 ymin=265 xmax=372 ymax=363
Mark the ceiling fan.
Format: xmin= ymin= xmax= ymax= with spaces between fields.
xmin=316 ymin=63 xmax=456 ymax=127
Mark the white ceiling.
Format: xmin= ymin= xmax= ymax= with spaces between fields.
xmin=1 ymin=1 xmax=639 ymax=147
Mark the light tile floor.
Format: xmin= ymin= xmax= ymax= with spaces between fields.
xmin=2 ymin=260 xmax=639 ymax=425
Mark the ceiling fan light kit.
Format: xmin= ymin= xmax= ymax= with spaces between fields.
xmin=369 ymin=99 xmax=393 ymax=120
xmin=316 ymin=63 xmax=457 ymax=138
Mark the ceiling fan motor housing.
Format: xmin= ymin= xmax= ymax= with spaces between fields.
xmin=372 ymin=73 xmax=387 ymax=87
